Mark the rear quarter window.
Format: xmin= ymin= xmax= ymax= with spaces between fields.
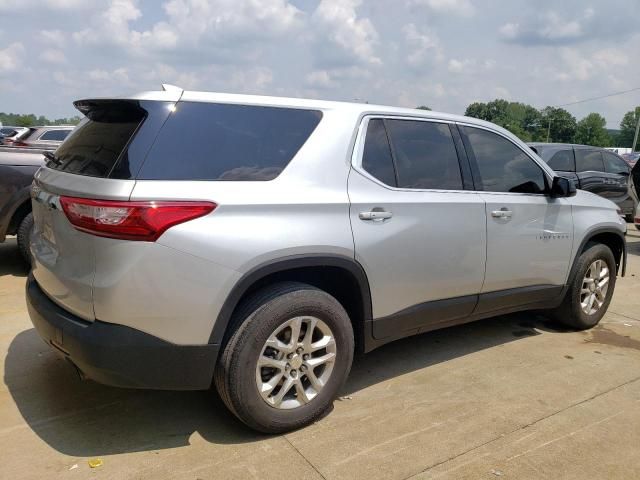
xmin=546 ymin=149 xmax=575 ymax=171
xmin=48 ymin=101 xmax=146 ymax=177
xmin=138 ymin=102 xmax=322 ymax=181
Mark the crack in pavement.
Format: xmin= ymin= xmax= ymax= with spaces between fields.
xmin=284 ymin=435 xmax=328 ymax=480
xmin=609 ymin=310 xmax=640 ymax=322
xmin=403 ymin=375 xmax=640 ymax=480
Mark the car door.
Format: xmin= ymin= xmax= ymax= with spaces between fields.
xmin=602 ymin=151 xmax=633 ymax=205
xmin=348 ymin=117 xmax=486 ymax=339
xmin=459 ymin=125 xmax=573 ymax=314
xmin=575 ymin=149 xmax=608 ymax=196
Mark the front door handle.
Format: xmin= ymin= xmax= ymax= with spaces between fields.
xmin=491 ymin=209 xmax=512 ymax=219
xmin=359 ymin=210 xmax=393 ymax=221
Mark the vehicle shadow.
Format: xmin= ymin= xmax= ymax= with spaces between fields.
xmin=0 ymin=238 xmax=29 ymax=277
xmin=4 ymin=311 xmax=566 ymax=457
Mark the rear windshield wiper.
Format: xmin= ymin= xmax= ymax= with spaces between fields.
xmin=43 ymin=151 xmax=62 ymax=166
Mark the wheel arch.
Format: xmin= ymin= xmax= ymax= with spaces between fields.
xmin=7 ymin=196 xmax=32 ymax=236
xmin=569 ymin=228 xmax=626 ymax=284
xmin=209 ymin=255 xmax=373 ymax=354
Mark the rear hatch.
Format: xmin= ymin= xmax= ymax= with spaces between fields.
xmin=31 ymin=98 xmax=174 ymax=320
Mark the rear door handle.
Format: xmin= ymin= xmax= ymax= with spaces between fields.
xmin=491 ymin=209 xmax=512 ymax=219
xmin=359 ymin=210 xmax=393 ymax=221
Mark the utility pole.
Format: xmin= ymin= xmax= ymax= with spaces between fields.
xmin=632 ymin=109 xmax=640 ymax=152
xmin=546 ymin=117 xmax=551 ymax=142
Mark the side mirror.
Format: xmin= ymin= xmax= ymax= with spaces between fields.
xmin=550 ymin=176 xmax=576 ymax=198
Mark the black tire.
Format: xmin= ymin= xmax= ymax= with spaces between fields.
xmin=16 ymin=212 xmax=33 ymax=265
xmin=625 ymin=214 xmax=634 ymax=223
xmin=551 ymin=243 xmax=616 ymax=330
xmin=635 ymin=224 xmax=640 ymax=231
xmin=214 ymin=281 xmax=354 ymax=433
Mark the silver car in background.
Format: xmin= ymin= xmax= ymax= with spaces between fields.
xmin=17 ymin=126 xmax=74 ymax=149
xmin=26 ymin=86 xmax=626 ymax=433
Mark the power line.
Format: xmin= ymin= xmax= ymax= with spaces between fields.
xmin=556 ymin=86 xmax=640 ymax=107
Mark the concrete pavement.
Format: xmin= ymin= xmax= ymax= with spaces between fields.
xmin=1 ymin=229 xmax=639 ymax=479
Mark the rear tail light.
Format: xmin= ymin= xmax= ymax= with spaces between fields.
xmin=59 ymin=196 xmax=216 ymax=241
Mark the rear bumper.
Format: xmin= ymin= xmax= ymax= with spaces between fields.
xmin=26 ymin=274 xmax=219 ymax=390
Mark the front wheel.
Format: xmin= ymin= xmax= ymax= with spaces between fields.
xmin=214 ymin=282 xmax=354 ymax=433
xmin=551 ymin=243 xmax=616 ymax=329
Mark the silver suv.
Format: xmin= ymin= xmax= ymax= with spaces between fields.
xmin=27 ymin=86 xmax=627 ymax=433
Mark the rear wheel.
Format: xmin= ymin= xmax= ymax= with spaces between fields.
xmin=551 ymin=243 xmax=616 ymax=329
xmin=16 ymin=212 xmax=33 ymax=265
xmin=214 ymin=282 xmax=354 ymax=433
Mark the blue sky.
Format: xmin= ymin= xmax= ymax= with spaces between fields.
xmin=1 ymin=0 xmax=639 ymax=127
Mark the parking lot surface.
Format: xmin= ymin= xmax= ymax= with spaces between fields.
xmin=1 ymin=229 xmax=640 ymax=479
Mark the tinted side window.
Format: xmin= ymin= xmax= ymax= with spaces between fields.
xmin=463 ymin=127 xmax=546 ymax=194
xmin=385 ymin=119 xmax=463 ymax=190
xmin=547 ymin=149 xmax=574 ymax=171
xmin=603 ymin=152 xmax=629 ymax=174
xmin=362 ymin=119 xmax=397 ymax=186
xmin=40 ymin=129 xmax=71 ymax=141
xmin=576 ymin=150 xmax=604 ymax=172
xmin=140 ymin=102 xmax=322 ymax=181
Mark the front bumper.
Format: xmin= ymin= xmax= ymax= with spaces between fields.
xmin=26 ymin=274 xmax=219 ymax=390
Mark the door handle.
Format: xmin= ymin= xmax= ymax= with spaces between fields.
xmin=491 ymin=209 xmax=512 ymax=219
xmin=359 ymin=210 xmax=393 ymax=221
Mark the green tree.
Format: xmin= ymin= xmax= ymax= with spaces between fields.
xmin=465 ymin=102 xmax=489 ymax=120
xmin=538 ymin=107 xmax=577 ymax=143
xmin=575 ymin=113 xmax=610 ymax=146
xmin=464 ymin=99 xmax=542 ymax=142
xmin=415 ymin=105 xmax=431 ymax=110
xmin=618 ymin=106 xmax=640 ymax=150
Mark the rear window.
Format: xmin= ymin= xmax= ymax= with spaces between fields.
xmin=40 ymin=129 xmax=71 ymax=141
xmin=47 ymin=101 xmax=146 ymax=177
xmin=138 ymin=102 xmax=322 ymax=181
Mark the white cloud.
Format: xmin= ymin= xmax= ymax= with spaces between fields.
xmin=411 ymin=0 xmax=475 ymax=16
xmin=0 ymin=42 xmax=24 ymax=74
xmin=499 ymin=8 xmax=617 ymax=46
xmin=306 ymin=70 xmax=336 ymax=89
xmin=312 ymin=0 xmax=381 ymax=66
xmin=39 ymin=49 xmax=67 ymax=64
xmin=40 ymin=30 xmax=67 ymax=48
xmin=0 ymin=0 xmax=92 ymax=11
xmin=403 ymin=23 xmax=442 ymax=67
xmin=555 ymin=47 xmax=629 ymax=82
xmin=447 ymin=58 xmax=495 ymax=74
xmin=162 ymin=0 xmax=302 ymax=40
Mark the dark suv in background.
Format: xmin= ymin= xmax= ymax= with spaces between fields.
xmin=529 ymin=143 xmax=638 ymax=222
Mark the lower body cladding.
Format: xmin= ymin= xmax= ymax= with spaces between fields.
xmin=26 ymin=274 xmax=219 ymax=390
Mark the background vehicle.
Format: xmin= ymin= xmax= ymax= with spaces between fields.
xmin=529 ymin=143 xmax=638 ymax=222
xmin=622 ymin=152 xmax=639 ymax=167
xmin=27 ymin=88 xmax=627 ymax=433
xmin=1 ymin=126 xmax=30 ymax=146
xmin=17 ymin=126 xmax=74 ymax=149
xmin=0 ymin=146 xmax=44 ymax=262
